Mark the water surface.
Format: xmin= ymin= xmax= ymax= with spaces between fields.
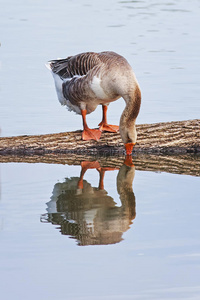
xmin=0 ymin=0 xmax=200 ymax=299
xmin=0 ymin=157 xmax=200 ymax=300
xmin=0 ymin=0 xmax=200 ymax=136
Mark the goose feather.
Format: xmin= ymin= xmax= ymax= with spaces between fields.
xmin=46 ymin=51 xmax=141 ymax=149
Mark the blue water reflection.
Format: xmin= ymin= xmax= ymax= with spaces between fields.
xmin=0 ymin=0 xmax=200 ymax=298
xmin=41 ymin=161 xmax=136 ymax=246
xmin=0 ymin=158 xmax=200 ymax=299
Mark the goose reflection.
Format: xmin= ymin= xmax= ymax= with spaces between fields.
xmin=41 ymin=158 xmax=136 ymax=246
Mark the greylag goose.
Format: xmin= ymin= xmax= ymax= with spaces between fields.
xmin=41 ymin=159 xmax=136 ymax=245
xmin=46 ymin=51 xmax=141 ymax=155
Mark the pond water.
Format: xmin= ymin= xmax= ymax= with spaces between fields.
xmin=0 ymin=0 xmax=200 ymax=137
xmin=0 ymin=0 xmax=200 ymax=299
xmin=0 ymin=159 xmax=200 ymax=300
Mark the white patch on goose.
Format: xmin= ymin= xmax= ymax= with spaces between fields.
xmin=90 ymin=76 xmax=107 ymax=99
xmin=45 ymin=62 xmax=52 ymax=70
xmin=65 ymin=100 xmax=82 ymax=115
xmin=52 ymin=74 xmax=82 ymax=114
xmin=52 ymin=73 xmax=67 ymax=106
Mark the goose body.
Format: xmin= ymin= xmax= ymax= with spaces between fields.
xmin=46 ymin=51 xmax=141 ymax=155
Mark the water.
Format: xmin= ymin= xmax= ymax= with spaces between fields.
xmin=0 ymin=0 xmax=200 ymax=137
xmin=0 ymin=160 xmax=200 ymax=299
xmin=0 ymin=0 xmax=200 ymax=299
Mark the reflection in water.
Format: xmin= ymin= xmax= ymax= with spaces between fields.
xmin=41 ymin=159 xmax=136 ymax=246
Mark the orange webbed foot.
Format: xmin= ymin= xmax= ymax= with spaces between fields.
xmin=81 ymin=161 xmax=100 ymax=170
xmin=77 ymin=160 xmax=101 ymax=189
xmin=98 ymin=123 xmax=119 ymax=133
xmin=82 ymin=128 xmax=102 ymax=141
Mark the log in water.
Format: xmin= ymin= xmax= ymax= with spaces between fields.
xmin=0 ymin=119 xmax=199 ymax=155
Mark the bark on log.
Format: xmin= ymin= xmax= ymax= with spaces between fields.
xmin=0 ymin=153 xmax=200 ymax=177
xmin=0 ymin=119 xmax=199 ymax=155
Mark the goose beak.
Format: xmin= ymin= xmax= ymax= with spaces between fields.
xmin=125 ymin=142 xmax=135 ymax=155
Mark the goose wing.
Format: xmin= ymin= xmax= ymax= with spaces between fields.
xmin=48 ymin=52 xmax=101 ymax=79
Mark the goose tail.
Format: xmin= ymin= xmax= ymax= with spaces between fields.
xmin=45 ymin=61 xmax=53 ymax=71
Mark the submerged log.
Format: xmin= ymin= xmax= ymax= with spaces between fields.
xmin=0 ymin=119 xmax=199 ymax=155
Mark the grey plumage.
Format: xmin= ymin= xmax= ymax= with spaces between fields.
xmin=46 ymin=51 xmax=141 ymax=147
xmin=47 ymin=51 xmax=127 ymax=79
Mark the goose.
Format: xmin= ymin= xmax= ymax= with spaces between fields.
xmin=46 ymin=51 xmax=141 ymax=155
xmin=41 ymin=159 xmax=136 ymax=245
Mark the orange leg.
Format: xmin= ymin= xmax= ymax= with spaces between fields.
xmin=98 ymin=169 xmax=106 ymax=190
xmin=77 ymin=161 xmax=119 ymax=190
xmin=98 ymin=105 xmax=119 ymax=133
xmin=97 ymin=167 xmax=119 ymax=190
xmin=81 ymin=109 xmax=101 ymax=141
xmin=77 ymin=161 xmax=101 ymax=189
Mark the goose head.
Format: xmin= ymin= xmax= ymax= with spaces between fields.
xmin=119 ymin=85 xmax=141 ymax=155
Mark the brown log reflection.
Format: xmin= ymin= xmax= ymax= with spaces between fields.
xmin=41 ymin=158 xmax=136 ymax=246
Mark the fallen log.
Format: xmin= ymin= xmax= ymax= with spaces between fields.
xmin=0 ymin=153 xmax=200 ymax=177
xmin=0 ymin=119 xmax=199 ymax=155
